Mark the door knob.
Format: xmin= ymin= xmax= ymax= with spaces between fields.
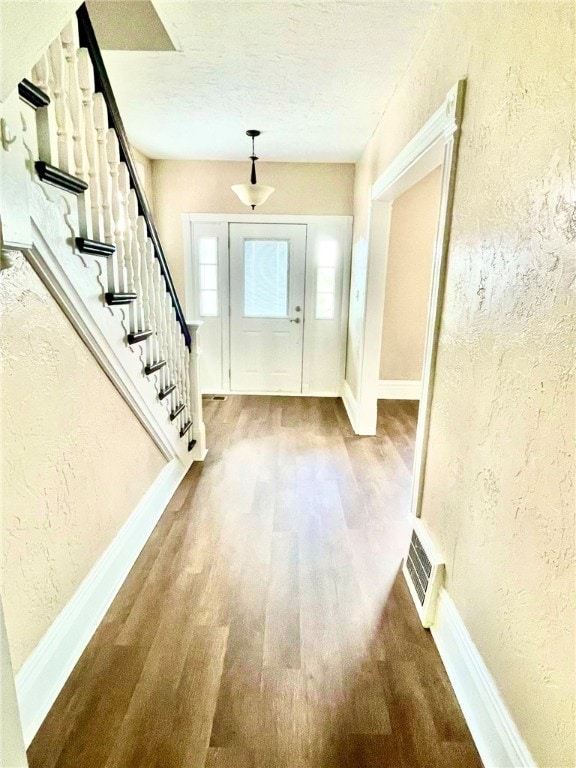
xmin=290 ymin=317 xmax=301 ymax=323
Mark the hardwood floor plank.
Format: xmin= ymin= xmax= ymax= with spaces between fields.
xmin=160 ymin=626 xmax=229 ymax=768
xmin=263 ymin=532 xmax=301 ymax=670
xmin=209 ymin=512 xmax=271 ymax=750
xmin=205 ymin=747 xmax=255 ymax=768
xmin=27 ymin=397 xmax=481 ymax=768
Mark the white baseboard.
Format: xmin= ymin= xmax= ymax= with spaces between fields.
xmin=15 ymin=458 xmax=189 ymax=747
xmin=341 ymin=379 xmax=359 ymax=432
xmin=431 ymin=588 xmax=536 ymax=767
xmin=202 ymin=390 xmax=339 ymax=397
xmin=377 ymin=379 xmax=421 ymax=400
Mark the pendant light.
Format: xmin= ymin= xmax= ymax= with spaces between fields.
xmin=231 ymin=129 xmax=274 ymax=210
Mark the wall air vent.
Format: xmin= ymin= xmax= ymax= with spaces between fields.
xmin=402 ymin=518 xmax=445 ymax=628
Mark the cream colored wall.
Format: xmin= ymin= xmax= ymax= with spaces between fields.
xmin=350 ymin=3 xmax=575 ymax=766
xmin=151 ymin=160 xmax=355 ymax=301
xmin=379 ymin=166 xmax=441 ymax=381
xmin=0 ymin=600 xmax=27 ymax=767
xmin=0 ymin=254 xmax=166 ymax=670
xmin=130 ymin=144 xmax=155 ymax=214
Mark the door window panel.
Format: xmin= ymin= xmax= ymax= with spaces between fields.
xmin=198 ymin=236 xmax=219 ymax=316
xmin=316 ymin=239 xmax=337 ymax=319
xmin=200 ymin=290 xmax=218 ymax=316
xmin=316 ymin=291 xmax=335 ymax=320
xmin=244 ymin=240 xmax=289 ymax=317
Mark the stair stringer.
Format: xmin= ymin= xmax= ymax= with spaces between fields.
xmin=24 ymin=176 xmax=192 ymax=467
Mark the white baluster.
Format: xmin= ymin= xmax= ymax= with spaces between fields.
xmin=61 ymin=22 xmax=93 ymax=238
xmin=106 ymin=130 xmax=126 ymax=293
xmin=48 ymin=36 xmax=74 ymax=173
xmin=119 ymin=164 xmax=133 ymax=294
xmin=146 ymin=239 xmax=160 ymax=365
xmin=187 ymin=323 xmax=207 ymax=458
xmin=128 ymin=193 xmax=144 ymax=333
xmin=178 ymin=327 xmax=188 ymax=424
xmin=183 ymin=336 xmax=192 ymax=430
xmin=31 ymin=53 xmax=59 ymax=165
xmin=165 ymin=305 xmax=178 ymax=412
xmin=137 ymin=218 xmax=153 ymax=362
xmin=152 ymin=260 xmax=168 ymax=392
xmin=161 ymin=280 xmax=174 ymax=397
xmin=93 ymin=93 xmax=116 ymax=289
xmin=173 ymin=312 xmax=185 ymax=427
xmin=78 ymin=48 xmax=103 ymax=241
xmin=60 ymin=24 xmax=83 ymax=175
xmin=184 ymin=342 xmax=193 ymax=428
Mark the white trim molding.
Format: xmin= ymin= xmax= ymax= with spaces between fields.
xmin=354 ymin=80 xmax=466 ymax=523
xmin=431 ymin=589 xmax=536 ymax=768
xmin=15 ymin=458 xmax=189 ymax=747
xmin=183 ymin=214 xmax=352 ymax=398
xmin=377 ymin=379 xmax=421 ymax=400
xmin=341 ymin=379 xmax=360 ymax=433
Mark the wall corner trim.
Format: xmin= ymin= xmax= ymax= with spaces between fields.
xmin=431 ymin=588 xmax=537 ymax=768
xmin=341 ymin=379 xmax=360 ymax=433
xmin=15 ymin=458 xmax=190 ymax=747
xmin=377 ymin=379 xmax=421 ymax=400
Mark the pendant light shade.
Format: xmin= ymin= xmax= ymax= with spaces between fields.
xmin=231 ymin=129 xmax=274 ymax=210
xmin=231 ymin=183 xmax=275 ymax=208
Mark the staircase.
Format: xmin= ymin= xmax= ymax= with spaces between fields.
xmin=1 ymin=4 xmax=206 ymax=466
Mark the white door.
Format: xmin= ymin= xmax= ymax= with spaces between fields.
xmin=229 ymin=223 xmax=307 ymax=392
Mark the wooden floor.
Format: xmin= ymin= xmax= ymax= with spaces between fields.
xmin=28 ymin=397 xmax=481 ymax=768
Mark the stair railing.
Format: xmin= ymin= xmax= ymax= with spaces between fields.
xmin=16 ymin=4 xmax=203 ymax=456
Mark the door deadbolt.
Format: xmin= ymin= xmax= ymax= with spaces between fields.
xmin=295 ymin=305 xmax=302 ymax=312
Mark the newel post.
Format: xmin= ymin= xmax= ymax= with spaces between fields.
xmin=187 ymin=321 xmax=207 ymax=460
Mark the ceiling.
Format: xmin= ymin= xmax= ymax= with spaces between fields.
xmin=97 ymin=1 xmax=440 ymax=162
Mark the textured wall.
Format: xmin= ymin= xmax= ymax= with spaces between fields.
xmin=0 ymin=254 xmax=166 ymax=670
xmin=151 ymin=160 xmax=355 ymax=301
xmin=380 ymin=167 xmax=441 ymax=380
xmin=350 ymin=3 xmax=575 ymax=766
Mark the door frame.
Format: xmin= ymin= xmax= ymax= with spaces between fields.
xmin=182 ymin=214 xmax=353 ymax=396
xmin=351 ymin=80 xmax=466 ymax=520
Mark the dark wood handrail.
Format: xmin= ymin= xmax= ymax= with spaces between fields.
xmin=76 ymin=3 xmax=191 ymax=350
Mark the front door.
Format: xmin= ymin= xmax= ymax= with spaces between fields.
xmin=229 ymin=223 xmax=307 ymax=392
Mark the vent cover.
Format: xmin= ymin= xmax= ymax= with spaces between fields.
xmin=402 ymin=518 xmax=445 ymax=627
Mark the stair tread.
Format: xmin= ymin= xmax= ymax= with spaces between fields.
xmin=159 ymin=384 xmax=176 ymax=401
xmin=75 ymin=237 xmax=115 ymax=257
xmin=18 ymin=79 xmax=50 ymax=110
xmin=145 ymin=360 xmax=166 ymax=375
xmin=35 ymin=161 xmax=88 ymax=196
xmin=170 ymin=403 xmax=185 ymax=421
xmin=127 ymin=329 xmax=153 ymax=344
xmin=106 ymin=292 xmax=137 ymax=306
xmin=180 ymin=420 xmax=192 ymax=438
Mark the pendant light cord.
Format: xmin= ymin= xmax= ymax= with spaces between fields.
xmin=250 ymin=134 xmax=258 ymax=185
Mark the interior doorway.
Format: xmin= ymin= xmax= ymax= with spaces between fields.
xmin=346 ymin=80 xmax=466 ymax=521
xmin=378 ymin=166 xmax=443 ymax=401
